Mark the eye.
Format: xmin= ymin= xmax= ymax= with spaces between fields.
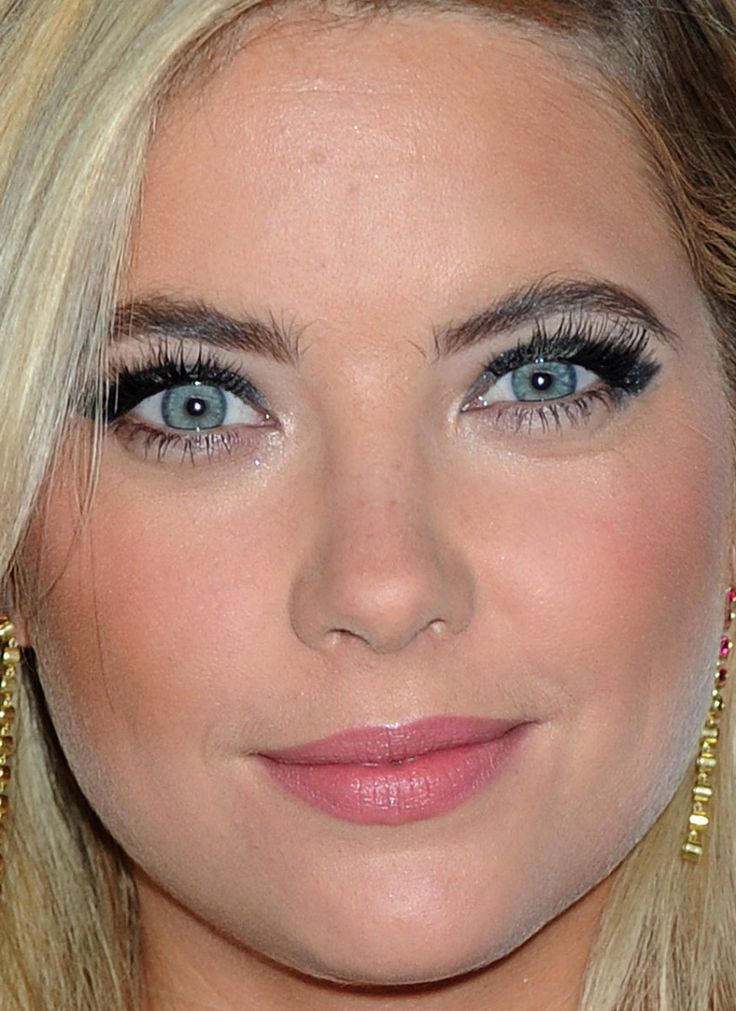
xmin=126 ymin=381 xmax=267 ymax=431
xmin=471 ymin=361 xmax=600 ymax=407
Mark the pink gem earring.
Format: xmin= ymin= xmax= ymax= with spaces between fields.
xmin=681 ymin=586 xmax=735 ymax=861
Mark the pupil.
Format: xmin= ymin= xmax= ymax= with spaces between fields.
xmin=531 ymin=371 xmax=554 ymax=391
xmin=186 ymin=397 xmax=207 ymax=417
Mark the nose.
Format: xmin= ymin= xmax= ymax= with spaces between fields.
xmin=288 ymin=452 xmax=474 ymax=655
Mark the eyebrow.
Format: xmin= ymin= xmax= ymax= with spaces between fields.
xmin=113 ymin=276 xmax=678 ymax=364
xmin=434 ymin=276 xmax=679 ymax=357
xmin=112 ymin=297 xmax=301 ymax=365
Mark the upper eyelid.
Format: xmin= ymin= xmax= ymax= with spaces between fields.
xmin=461 ymin=317 xmax=661 ymax=413
xmin=479 ymin=318 xmax=655 ymax=371
xmin=103 ymin=349 xmax=272 ymax=422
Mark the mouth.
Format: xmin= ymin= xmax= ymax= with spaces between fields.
xmin=258 ymin=716 xmax=530 ymax=825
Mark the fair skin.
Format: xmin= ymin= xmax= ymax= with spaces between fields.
xmin=22 ymin=9 xmax=735 ymax=1011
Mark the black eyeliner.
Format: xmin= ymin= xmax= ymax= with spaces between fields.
xmin=102 ymin=344 xmax=269 ymax=424
xmin=480 ymin=316 xmax=661 ymax=396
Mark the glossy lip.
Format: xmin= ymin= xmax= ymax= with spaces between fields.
xmin=258 ymin=716 xmax=529 ymax=825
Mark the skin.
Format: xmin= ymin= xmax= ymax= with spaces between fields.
xmin=21 ymin=10 xmax=736 ymax=1011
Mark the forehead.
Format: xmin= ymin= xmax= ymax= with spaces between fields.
xmin=127 ymin=10 xmax=699 ymax=339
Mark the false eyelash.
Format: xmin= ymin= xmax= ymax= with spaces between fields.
xmin=102 ymin=341 xmax=269 ymax=424
xmin=461 ymin=313 xmax=662 ymax=436
xmin=478 ymin=313 xmax=660 ymax=395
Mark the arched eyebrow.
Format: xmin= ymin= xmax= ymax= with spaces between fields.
xmin=112 ymin=297 xmax=301 ymax=365
xmin=434 ymin=276 xmax=679 ymax=357
xmin=113 ymin=276 xmax=679 ymax=364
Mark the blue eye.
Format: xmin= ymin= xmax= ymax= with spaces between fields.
xmin=161 ymin=384 xmax=227 ymax=430
xmin=477 ymin=361 xmax=598 ymax=406
xmin=131 ymin=381 xmax=264 ymax=431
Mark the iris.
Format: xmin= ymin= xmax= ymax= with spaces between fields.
xmin=510 ymin=362 xmax=577 ymax=402
xmin=160 ymin=384 xmax=228 ymax=430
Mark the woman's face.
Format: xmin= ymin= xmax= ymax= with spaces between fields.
xmin=27 ymin=9 xmax=734 ymax=1001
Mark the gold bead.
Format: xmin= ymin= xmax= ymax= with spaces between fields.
xmin=682 ymin=842 xmax=703 ymax=860
xmin=693 ymin=784 xmax=713 ymax=800
xmin=2 ymin=646 xmax=20 ymax=667
xmin=696 ymin=755 xmax=717 ymax=769
xmin=0 ymin=617 xmax=19 ymax=880
xmin=689 ymin=812 xmax=709 ymax=828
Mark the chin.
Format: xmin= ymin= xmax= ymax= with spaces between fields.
xmin=263 ymin=914 xmax=529 ymax=989
xmin=281 ymin=950 xmax=492 ymax=990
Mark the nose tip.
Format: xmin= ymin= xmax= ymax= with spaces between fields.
xmin=288 ymin=504 xmax=474 ymax=656
xmin=317 ymin=582 xmax=457 ymax=655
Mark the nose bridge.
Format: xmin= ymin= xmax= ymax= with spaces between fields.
xmin=333 ymin=446 xmax=431 ymax=585
xmin=288 ymin=426 xmax=474 ymax=654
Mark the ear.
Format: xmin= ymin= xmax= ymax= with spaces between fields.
xmin=0 ymin=576 xmax=31 ymax=647
xmin=0 ymin=607 xmax=30 ymax=648
xmin=7 ymin=613 xmax=30 ymax=648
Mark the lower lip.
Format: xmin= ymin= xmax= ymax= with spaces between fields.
xmin=259 ymin=725 xmax=527 ymax=825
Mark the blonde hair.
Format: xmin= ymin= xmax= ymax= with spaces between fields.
xmin=1 ymin=1 xmax=735 ymax=1008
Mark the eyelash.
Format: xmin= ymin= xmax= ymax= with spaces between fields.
xmin=101 ymin=316 xmax=660 ymax=463
xmin=463 ymin=316 xmax=659 ymax=434
xmin=104 ymin=344 xmax=273 ymax=463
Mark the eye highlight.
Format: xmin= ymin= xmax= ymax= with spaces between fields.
xmin=462 ymin=314 xmax=661 ymax=434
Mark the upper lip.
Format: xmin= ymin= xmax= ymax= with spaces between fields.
xmin=260 ymin=716 xmax=525 ymax=766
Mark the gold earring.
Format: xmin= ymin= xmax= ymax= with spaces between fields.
xmin=0 ymin=617 xmax=19 ymax=880
xmin=681 ymin=587 xmax=735 ymax=861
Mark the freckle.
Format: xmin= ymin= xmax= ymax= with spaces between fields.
xmin=307 ymin=147 xmax=327 ymax=166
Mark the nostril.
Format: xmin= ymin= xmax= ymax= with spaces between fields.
xmin=427 ymin=618 xmax=450 ymax=638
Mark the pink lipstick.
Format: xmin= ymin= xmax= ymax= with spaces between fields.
xmin=259 ymin=717 xmax=527 ymax=825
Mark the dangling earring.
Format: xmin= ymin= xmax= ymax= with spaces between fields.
xmin=681 ymin=587 xmax=736 ymax=861
xmin=0 ymin=617 xmax=19 ymax=880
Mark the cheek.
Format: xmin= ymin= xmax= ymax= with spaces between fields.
xmin=457 ymin=409 xmax=731 ymax=842
xmin=25 ymin=468 xmax=297 ymax=815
